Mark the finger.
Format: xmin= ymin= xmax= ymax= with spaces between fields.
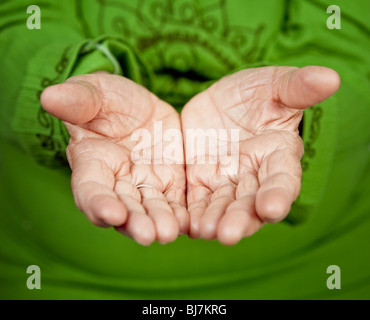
xmin=256 ymin=150 xmax=302 ymax=223
xmin=218 ymin=195 xmax=264 ymax=246
xmin=140 ymin=187 xmax=180 ymax=244
xmin=165 ymin=187 xmax=189 ymax=235
xmin=68 ymin=139 xmax=130 ymax=227
xmin=187 ymin=185 xmax=212 ymax=239
xmin=40 ymin=74 xmax=103 ymax=125
xmin=71 ymin=158 xmax=127 ymax=228
xmin=114 ymin=180 xmax=156 ymax=246
xmin=275 ymin=66 xmax=340 ymax=110
xmin=216 ymin=173 xmax=261 ymax=245
xmin=199 ymin=184 xmax=236 ymax=240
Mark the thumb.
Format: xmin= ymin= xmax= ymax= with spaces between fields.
xmin=40 ymin=74 xmax=103 ymax=125
xmin=276 ymin=66 xmax=340 ymax=110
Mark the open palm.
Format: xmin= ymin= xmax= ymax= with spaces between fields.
xmin=41 ymin=72 xmax=188 ymax=245
xmin=182 ymin=66 xmax=340 ymax=245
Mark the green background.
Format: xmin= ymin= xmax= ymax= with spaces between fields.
xmin=0 ymin=0 xmax=369 ymax=299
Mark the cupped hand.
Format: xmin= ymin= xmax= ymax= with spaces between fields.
xmin=41 ymin=72 xmax=188 ymax=245
xmin=181 ymin=66 xmax=340 ymax=245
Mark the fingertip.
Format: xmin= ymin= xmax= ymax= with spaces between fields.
xmin=130 ymin=214 xmax=157 ymax=246
xmin=40 ymin=80 xmax=101 ymax=125
xmin=217 ymin=209 xmax=251 ymax=245
xmin=90 ymin=195 xmax=128 ymax=226
xmin=199 ymin=217 xmax=218 ymax=240
xmin=116 ymin=222 xmax=155 ymax=246
xmin=279 ymin=66 xmax=341 ymax=109
xmin=40 ymin=84 xmax=61 ymax=113
xmin=156 ymin=214 xmax=180 ymax=244
xmin=137 ymin=234 xmax=156 ymax=246
xmin=256 ymin=188 xmax=292 ymax=223
xmin=217 ymin=222 xmax=243 ymax=246
xmin=189 ymin=214 xmax=202 ymax=239
xmin=172 ymin=205 xmax=190 ymax=235
xmin=301 ymin=66 xmax=341 ymax=98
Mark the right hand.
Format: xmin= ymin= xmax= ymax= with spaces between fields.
xmin=41 ymin=72 xmax=188 ymax=245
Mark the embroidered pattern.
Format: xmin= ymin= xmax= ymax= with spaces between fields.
xmin=301 ymin=105 xmax=323 ymax=171
xmin=96 ymin=0 xmax=265 ymax=106
xmin=36 ymin=46 xmax=71 ymax=166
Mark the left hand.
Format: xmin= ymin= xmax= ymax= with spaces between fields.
xmin=181 ymin=66 xmax=340 ymax=245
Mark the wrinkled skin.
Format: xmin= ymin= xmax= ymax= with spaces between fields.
xmin=41 ymin=66 xmax=340 ymax=245
xmin=182 ymin=66 xmax=340 ymax=245
xmin=41 ymin=72 xmax=188 ymax=245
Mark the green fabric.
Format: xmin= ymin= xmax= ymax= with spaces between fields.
xmin=0 ymin=0 xmax=369 ymax=299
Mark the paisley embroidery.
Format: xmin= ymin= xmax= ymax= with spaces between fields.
xmin=36 ymin=46 xmax=71 ymax=166
xmin=96 ymin=0 xmax=265 ymax=107
xmin=301 ymin=105 xmax=323 ymax=171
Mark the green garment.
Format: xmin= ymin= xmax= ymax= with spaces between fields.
xmin=0 ymin=0 xmax=369 ymax=299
